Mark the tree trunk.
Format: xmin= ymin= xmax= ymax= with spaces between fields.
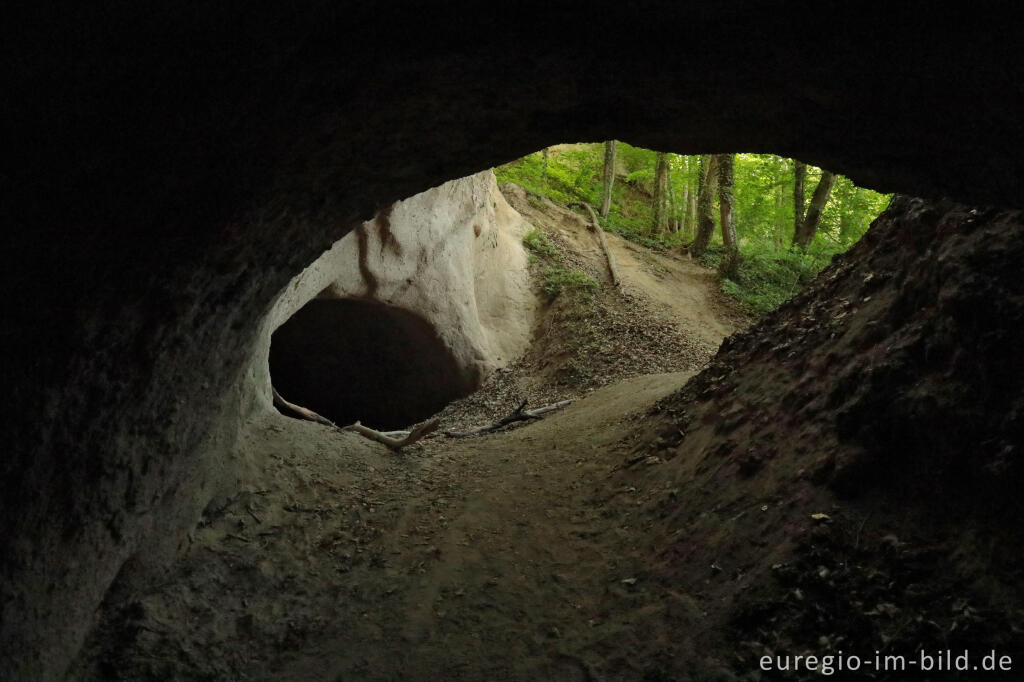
xmin=678 ymin=156 xmax=690 ymax=235
xmin=692 ymin=154 xmax=717 ymax=257
xmin=600 ymin=140 xmax=617 ymax=217
xmin=569 ymin=201 xmax=620 ymax=286
xmin=716 ymin=154 xmax=740 ymax=280
xmin=679 ymin=187 xmax=689 ymax=234
xmin=840 ymin=185 xmax=862 ymax=242
xmin=667 ymin=173 xmax=677 ymax=230
xmin=652 ymin=151 xmax=670 ymax=234
xmin=794 ymin=170 xmax=836 ymax=251
xmin=774 ymin=180 xmax=785 ymax=250
xmin=792 ymin=160 xmax=806 ymax=245
xmin=541 ymin=147 xmax=550 ymax=182
xmin=687 ymin=180 xmax=698 ymax=239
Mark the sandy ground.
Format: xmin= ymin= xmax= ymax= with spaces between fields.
xmin=608 ymin=239 xmax=735 ymax=348
xmin=78 ymin=188 xmax=749 ymax=681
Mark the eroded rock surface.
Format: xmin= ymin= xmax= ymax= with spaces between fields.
xmin=254 ymin=170 xmax=535 ymax=429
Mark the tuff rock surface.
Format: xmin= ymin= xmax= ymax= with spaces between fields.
xmin=257 ymin=170 xmax=535 ymax=429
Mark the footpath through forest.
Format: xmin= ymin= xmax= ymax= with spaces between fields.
xmin=79 ymin=185 xmax=755 ymax=681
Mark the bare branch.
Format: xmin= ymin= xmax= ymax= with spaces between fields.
xmin=344 ymin=419 xmax=440 ymax=450
xmin=273 ymin=386 xmax=437 ymax=451
xmin=570 ymin=202 xmax=620 ymax=286
xmin=272 ymin=386 xmax=336 ymax=427
xmin=445 ymin=399 xmax=572 ymax=438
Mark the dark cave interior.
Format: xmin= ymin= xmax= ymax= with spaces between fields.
xmin=270 ymin=297 xmax=473 ymax=430
xmin=3 ymin=5 xmax=1024 ymax=679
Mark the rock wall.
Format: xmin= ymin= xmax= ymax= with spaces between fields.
xmin=252 ymin=170 xmax=536 ymax=428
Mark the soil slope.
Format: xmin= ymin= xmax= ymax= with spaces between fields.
xmin=627 ymin=197 xmax=1024 ymax=680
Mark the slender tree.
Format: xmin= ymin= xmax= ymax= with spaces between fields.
xmin=691 ymin=154 xmax=718 ymax=257
xmin=839 ymin=185 xmax=862 ymax=243
xmin=686 ymin=170 xmax=698 ymax=239
xmin=541 ymin=147 xmax=550 ymax=182
xmin=652 ymin=152 xmax=670 ymax=233
xmin=717 ymin=154 xmax=740 ymax=279
xmin=679 ymin=156 xmax=691 ymax=235
xmin=793 ymin=160 xmax=806 ymax=242
xmin=774 ymin=180 xmax=785 ymax=250
xmin=793 ymin=170 xmax=837 ymax=251
xmin=667 ymin=167 xmax=677 ymax=231
xmin=600 ymin=140 xmax=617 ymax=217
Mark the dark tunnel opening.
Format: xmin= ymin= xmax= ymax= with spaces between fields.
xmin=269 ymin=297 xmax=475 ymax=431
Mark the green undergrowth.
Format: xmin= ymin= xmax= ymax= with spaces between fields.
xmin=540 ymin=267 xmax=599 ymax=299
xmin=497 ymin=145 xmax=682 ymax=252
xmin=699 ymin=244 xmax=833 ymax=315
xmin=522 ymin=227 xmax=600 ymax=301
xmin=521 ymin=222 xmax=601 ymax=382
xmin=522 ymin=227 xmax=559 ymax=261
xmin=496 ymin=152 xmax=587 ymax=206
xmin=596 ymin=213 xmax=683 ymax=252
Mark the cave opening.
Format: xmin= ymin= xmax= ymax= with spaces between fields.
xmin=9 ymin=6 xmax=1024 ymax=680
xmin=268 ymin=296 xmax=475 ymax=431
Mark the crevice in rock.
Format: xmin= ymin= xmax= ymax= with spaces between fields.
xmin=269 ymin=297 xmax=475 ymax=430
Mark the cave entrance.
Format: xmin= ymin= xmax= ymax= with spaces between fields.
xmin=269 ymin=297 xmax=474 ymax=431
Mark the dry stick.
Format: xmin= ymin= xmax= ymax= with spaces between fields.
xmin=523 ymin=399 xmax=573 ymax=417
xmin=570 ymin=201 xmax=621 ymax=286
xmin=445 ymin=399 xmax=572 ymax=438
xmin=272 ymin=386 xmax=337 ymax=427
xmin=344 ymin=419 xmax=441 ymax=450
xmin=272 ymin=385 xmax=437 ymax=451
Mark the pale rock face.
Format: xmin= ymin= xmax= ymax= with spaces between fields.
xmin=247 ymin=170 xmax=536 ymax=423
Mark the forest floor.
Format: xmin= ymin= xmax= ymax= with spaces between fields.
xmin=79 ymin=184 xmax=759 ymax=681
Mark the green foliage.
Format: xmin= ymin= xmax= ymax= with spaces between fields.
xmin=522 ymin=227 xmax=559 ymax=260
xmin=616 ymin=142 xmax=658 ymax=175
xmin=496 ymin=143 xmax=891 ymax=315
xmin=520 ymin=223 xmax=597 ymax=302
xmin=540 ymin=267 xmax=599 ymax=299
xmin=598 ymin=214 xmax=677 ymax=251
xmin=726 ymin=154 xmax=890 ymax=252
xmin=495 ymin=144 xmax=603 ymax=205
xmin=701 ymin=243 xmax=837 ymax=314
xmin=624 ymin=168 xmax=655 ymax=192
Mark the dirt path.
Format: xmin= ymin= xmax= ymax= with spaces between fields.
xmin=79 ymin=188 xmax=748 ymax=681
xmin=500 ymin=184 xmax=744 ymax=349
xmin=272 ymin=372 xmax=701 ymax=681
xmin=607 ymin=237 xmax=736 ymax=348
xmin=82 ymin=373 xmax=726 ymax=681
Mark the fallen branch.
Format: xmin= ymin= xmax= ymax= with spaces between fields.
xmin=273 ymin=385 xmax=436 ymax=451
xmin=344 ymin=419 xmax=440 ymax=450
xmin=570 ymin=201 xmax=621 ymax=286
xmin=445 ymin=399 xmax=572 ymax=438
xmin=272 ymin=386 xmax=336 ymax=427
